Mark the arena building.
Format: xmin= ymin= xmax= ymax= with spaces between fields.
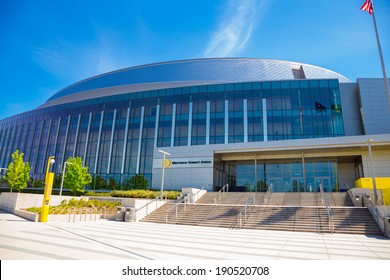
xmin=0 ymin=58 xmax=389 ymax=192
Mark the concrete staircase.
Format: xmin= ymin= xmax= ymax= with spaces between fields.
xmin=141 ymin=192 xmax=382 ymax=236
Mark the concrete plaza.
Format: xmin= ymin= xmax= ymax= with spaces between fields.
xmin=0 ymin=210 xmax=389 ymax=260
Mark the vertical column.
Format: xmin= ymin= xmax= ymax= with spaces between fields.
xmin=224 ymin=100 xmax=229 ymax=144
xmin=83 ymin=112 xmax=92 ymax=165
xmin=53 ymin=117 xmax=61 ymax=160
xmin=154 ymin=105 xmax=160 ymax=148
xmin=254 ymin=154 xmax=257 ymax=191
xmin=73 ymin=114 xmax=81 ymax=157
xmin=60 ymin=116 xmax=71 ymax=170
xmin=33 ymin=121 xmax=45 ymax=173
xmin=136 ymin=106 xmax=145 ymax=174
xmin=302 ymin=152 xmax=306 ymax=191
xmin=42 ymin=119 xmax=52 ymax=173
xmin=206 ymin=101 xmax=210 ymax=145
xmin=262 ymin=98 xmax=268 ymax=142
xmin=171 ymin=103 xmax=176 ymax=147
xmin=107 ymin=109 xmax=117 ymax=174
xmin=188 ymin=102 xmax=193 ymax=146
xmin=243 ymin=99 xmax=248 ymax=143
xmin=93 ymin=111 xmax=104 ymax=174
xmin=121 ymin=107 xmax=130 ymax=174
xmin=27 ymin=123 xmax=37 ymax=163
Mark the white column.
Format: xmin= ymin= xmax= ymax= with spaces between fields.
xmin=206 ymin=101 xmax=210 ymax=145
xmin=225 ymin=100 xmax=229 ymax=144
xmin=107 ymin=109 xmax=117 ymax=174
xmin=262 ymin=98 xmax=268 ymax=142
xmin=121 ymin=107 xmax=130 ymax=174
xmin=171 ymin=103 xmax=176 ymax=147
xmin=136 ymin=106 xmax=145 ymax=174
xmin=243 ymin=99 xmax=248 ymax=143
xmin=188 ymin=102 xmax=193 ymax=146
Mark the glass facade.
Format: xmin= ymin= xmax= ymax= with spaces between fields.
xmin=0 ymin=79 xmax=344 ymax=188
xmin=226 ymin=159 xmax=338 ymax=192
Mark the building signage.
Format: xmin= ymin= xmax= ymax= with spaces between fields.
xmin=153 ymin=157 xmax=213 ymax=169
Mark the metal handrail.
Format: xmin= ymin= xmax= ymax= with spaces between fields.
xmin=135 ymin=193 xmax=167 ymax=216
xmin=191 ymin=187 xmax=205 ymax=204
xmin=231 ymin=194 xmax=256 ymax=229
xmin=215 ymin=183 xmax=229 ymax=203
xmin=363 ymin=194 xmax=386 ymax=234
xmin=165 ymin=195 xmax=188 ymax=223
xmin=324 ymin=197 xmax=334 ymax=233
xmin=264 ymin=185 xmax=272 ymax=204
xmin=320 ymin=183 xmax=334 ymax=233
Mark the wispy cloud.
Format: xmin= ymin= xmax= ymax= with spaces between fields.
xmin=203 ymin=0 xmax=265 ymax=58
xmin=32 ymin=29 xmax=134 ymax=85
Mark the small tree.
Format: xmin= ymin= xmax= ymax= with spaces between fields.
xmin=4 ymin=150 xmax=31 ymax=192
xmin=63 ymin=157 xmax=92 ymax=195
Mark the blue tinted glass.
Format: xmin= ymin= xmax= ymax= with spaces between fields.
xmin=253 ymin=82 xmax=261 ymax=90
xmin=281 ymin=81 xmax=290 ymax=89
xmin=309 ymin=80 xmax=319 ymax=88
xmin=190 ymin=86 xmax=199 ymax=93
xmin=319 ymin=80 xmax=329 ymax=88
xmin=234 ymin=83 xmax=243 ymax=91
xmin=299 ymin=80 xmax=309 ymax=88
xmin=216 ymin=84 xmax=225 ymax=92
xmin=225 ymin=83 xmax=234 ymax=91
xmin=290 ymin=81 xmax=299 ymax=89
xmin=272 ymin=81 xmax=281 ymax=89
xmin=207 ymin=85 xmax=216 ymax=92
xmin=262 ymin=82 xmax=271 ymax=89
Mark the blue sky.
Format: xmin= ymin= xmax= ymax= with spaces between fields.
xmin=1 ymin=0 xmax=389 ymax=120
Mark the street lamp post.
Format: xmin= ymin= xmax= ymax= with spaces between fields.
xmin=158 ymin=149 xmax=170 ymax=199
xmin=367 ymin=138 xmax=379 ymax=204
xmin=59 ymin=161 xmax=73 ymax=196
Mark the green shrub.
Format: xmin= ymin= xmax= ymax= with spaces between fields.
xmin=25 ymin=198 xmax=120 ymax=215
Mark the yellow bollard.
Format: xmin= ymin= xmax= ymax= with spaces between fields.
xmin=40 ymin=156 xmax=55 ymax=222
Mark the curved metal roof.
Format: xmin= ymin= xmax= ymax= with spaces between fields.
xmin=41 ymin=58 xmax=350 ymax=108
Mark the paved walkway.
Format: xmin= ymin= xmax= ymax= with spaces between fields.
xmin=1 ymin=210 xmax=389 ymax=260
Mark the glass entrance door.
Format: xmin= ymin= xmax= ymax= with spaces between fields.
xmin=268 ymin=178 xmax=282 ymax=192
xmin=315 ymin=177 xmax=330 ymax=192
xmin=292 ymin=178 xmax=305 ymax=192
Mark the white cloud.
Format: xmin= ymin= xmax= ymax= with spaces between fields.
xmin=32 ymin=29 xmax=134 ymax=85
xmin=203 ymin=0 xmax=265 ymax=58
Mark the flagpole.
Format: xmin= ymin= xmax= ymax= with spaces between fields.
xmin=371 ymin=10 xmax=390 ymax=109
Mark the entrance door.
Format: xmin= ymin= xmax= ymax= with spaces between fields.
xmin=315 ymin=177 xmax=331 ymax=192
xmin=268 ymin=178 xmax=282 ymax=192
xmin=292 ymin=178 xmax=305 ymax=192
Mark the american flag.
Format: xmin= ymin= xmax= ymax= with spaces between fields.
xmin=361 ymin=0 xmax=374 ymax=15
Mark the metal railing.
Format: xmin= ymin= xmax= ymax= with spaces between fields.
xmin=264 ymin=185 xmax=272 ymax=204
xmin=214 ymin=183 xmax=229 ymax=204
xmin=134 ymin=193 xmax=168 ymax=221
xmin=319 ymin=183 xmax=334 ymax=233
xmin=231 ymin=194 xmax=256 ymax=229
xmin=191 ymin=187 xmax=205 ymax=204
xmin=363 ymin=194 xmax=386 ymax=235
xmin=165 ymin=195 xmax=188 ymax=223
